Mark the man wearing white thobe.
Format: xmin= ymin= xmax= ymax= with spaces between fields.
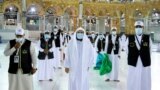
xmin=46 ymin=23 xmax=52 ymax=32
xmin=94 ymin=34 xmax=106 ymax=67
xmin=64 ymin=27 xmax=95 ymax=90
xmin=63 ymin=32 xmax=71 ymax=62
xmin=119 ymin=33 xmax=127 ymax=52
xmin=37 ymin=31 xmax=56 ymax=81
xmin=119 ymin=33 xmax=128 ymax=73
xmin=126 ymin=21 xmax=152 ymax=90
xmin=63 ymin=32 xmax=71 ymax=47
xmin=105 ymin=27 xmax=120 ymax=82
xmin=4 ymin=27 xmax=37 ymax=90
xmin=51 ymin=26 xmax=63 ymax=68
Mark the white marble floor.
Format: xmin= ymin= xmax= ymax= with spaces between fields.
xmin=0 ymin=43 xmax=160 ymax=90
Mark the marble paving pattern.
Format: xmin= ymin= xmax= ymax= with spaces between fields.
xmin=0 ymin=43 xmax=160 ymax=90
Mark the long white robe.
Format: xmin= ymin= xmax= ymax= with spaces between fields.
xmin=119 ymin=35 xmax=128 ymax=74
xmin=94 ymin=35 xmax=105 ymax=65
xmin=64 ymin=28 xmax=95 ymax=90
xmin=63 ymin=34 xmax=71 ymax=47
xmin=37 ymin=40 xmax=56 ymax=80
xmin=119 ymin=34 xmax=127 ymax=51
xmin=46 ymin=23 xmax=52 ymax=31
xmin=126 ymin=35 xmax=152 ymax=90
xmin=8 ymin=69 xmax=33 ymax=90
xmin=54 ymin=48 xmax=61 ymax=67
xmin=105 ymin=35 xmax=120 ymax=80
xmin=54 ymin=34 xmax=63 ymax=68
xmin=4 ymin=40 xmax=37 ymax=90
xmin=62 ymin=35 xmax=72 ymax=62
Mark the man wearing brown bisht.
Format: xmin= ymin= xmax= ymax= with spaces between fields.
xmin=4 ymin=27 xmax=37 ymax=90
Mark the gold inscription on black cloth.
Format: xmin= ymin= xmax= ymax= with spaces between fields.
xmin=22 ymin=50 xmax=27 ymax=54
xmin=129 ymin=42 xmax=135 ymax=47
xmin=143 ymin=42 xmax=148 ymax=47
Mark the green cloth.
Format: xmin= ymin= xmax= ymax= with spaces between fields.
xmin=93 ymin=53 xmax=104 ymax=70
xmin=99 ymin=53 xmax=112 ymax=75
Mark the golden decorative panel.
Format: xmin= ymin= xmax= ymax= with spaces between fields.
xmin=1 ymin=0 xmax=160 ymax=34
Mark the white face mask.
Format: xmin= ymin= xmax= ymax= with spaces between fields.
xmin=88 ymin=35 xmax=91 ymax=37
xmin=76 ymin=33 xmax=84 ymax=40
xmin=135 ymin=28 xmax=143 ymax=35
xmin=54 ymin=31 xmax=57 ymax=34
xmin=44 ymin=34 xmax=51 ymax=41
xmin=121 ymin=34 xmax=126 ymax=39
xmin=54 ymin=29 xmax=58 ymax=34
xmin=99 ymin=35 xmax=104 ymax=40
xmin=112 ymin=31 xmax=117 ymax=35
xmin=99 ymin=35 xmax=103 ymax=38
xmin=91 ymin=34 xmax=95 ymax=38
xmin=16 ymin=38 xmax=24 ymax=43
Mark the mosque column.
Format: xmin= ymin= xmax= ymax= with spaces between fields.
xmin=17 ymin=12 xmax=20 ymax=23
xmin=144 ymin=16 xmax=149 ymax=33
xmin=43 ymin=15 xmax=45 ymax=31
xmin=95 ymin=17 xmax=98 ymax=32
xmin=73 ymin=17 xmax=78 ymax=31
xmin=0 ymin=4 xmax=2 ymax=12
xmin=0 ymin=13 xmax=3 ymax=30
xmin=89 ymin=20 xmax=92 ymax=31
xmin=22 ymin=0 xmax=27 ymax=12
xmin=84 ymin=18 xmax=87 ymax=30
xmin=22 ymin=0 xmax=27 ymax=29
xmin=96 ymin=18 xmax=99 ymax=32
xmin=70 ymin=18 xmax=73 ymax=31
xmin=120 ymin=14 xmax=125 ymax=33
xmin=78 ymin=0 xmax=83 ymax=27
xmin=110 ymin=18 xmax=113 ymax=28
xmin=61 ymin=16 xmax=64 ymax=26
xmin=125 ymin=5 xmax=130 ymax=34
xmin=54 ymin=16 xmax=56 ymax=26
xmin=0 ymin=5 xmax=2 ymax=29
xmin=64 ymin=14 xmax=69 ymax=31
xmin=99 ymin=17 xmax=105 ymax=33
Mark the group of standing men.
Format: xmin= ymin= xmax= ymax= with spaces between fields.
xmin=3 ymin=20 xmax=152 ymax=90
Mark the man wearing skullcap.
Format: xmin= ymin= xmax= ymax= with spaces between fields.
xmin=104 ymin=27 xmax=120 ymax=82
xmin=4 ymin=27 xmax=37 ymax=90
xmin=37 ymin=31 xmax=56 ymax=81
xmin=51 ymin=25 xmax=63 ymax=69
xmin=126 ymin=21 xmax=152 ymax=90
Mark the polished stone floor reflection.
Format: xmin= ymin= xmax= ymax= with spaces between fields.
xmin=0 ymin=43 xmax=160 ymax=90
